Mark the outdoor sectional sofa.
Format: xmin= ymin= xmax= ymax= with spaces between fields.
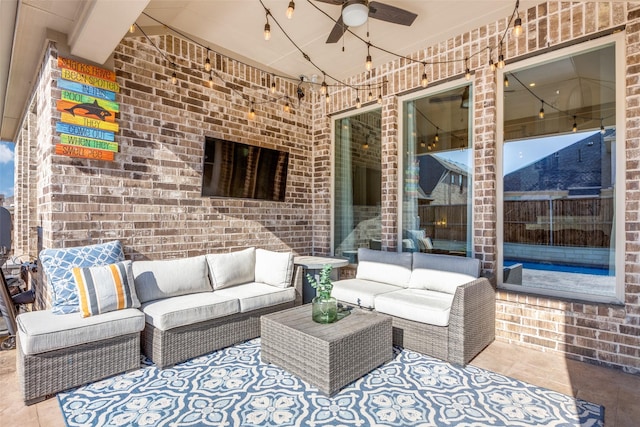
xmin=331 ymin=248 xmax=495 ymax=365
xmin=16 ymin=243 xmax=301 ymax=404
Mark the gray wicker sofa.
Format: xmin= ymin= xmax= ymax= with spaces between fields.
xmin=331 ymin=248 xmax=495 ymax=365
xmin=16 ymin=247 xmax=301 ymax=404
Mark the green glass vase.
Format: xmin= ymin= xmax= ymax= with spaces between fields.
xmin=312 ymin=296 xmax=338 ymax=324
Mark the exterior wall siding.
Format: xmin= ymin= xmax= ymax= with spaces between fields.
xmin=10 ymin=2 xmax=640 ymax=372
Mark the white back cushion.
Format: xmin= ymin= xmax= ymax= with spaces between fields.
xmin=356 ymin=248 xmax=413 ymax=288
xmin=408 ymin=268 xmax=476 ymax=294
xmin=206 ymin=247 xmax=256 ymax=290
xmin=255 ymin=249 xmax=294 ymax=288
xmin=133 ymin=255 xmax=211 ymax=303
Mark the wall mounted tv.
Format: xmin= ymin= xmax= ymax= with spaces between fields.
xmin=201 ymin=137 xmax=289 ymax=202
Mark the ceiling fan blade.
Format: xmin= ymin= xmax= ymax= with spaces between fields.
xmin=368 ymin=1 xmax=417 ymax=26
xmin=326 ymin=16 xmax=348 ymax=43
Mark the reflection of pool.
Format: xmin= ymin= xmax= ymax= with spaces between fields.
xmin=504 ymin=260 xmax=613 ymax=276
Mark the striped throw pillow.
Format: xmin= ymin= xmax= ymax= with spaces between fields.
xmin=72 ymin=260 xmax=140 ymax=317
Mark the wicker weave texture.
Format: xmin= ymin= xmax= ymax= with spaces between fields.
xmin=261 ymin=305 xmax=393 ymax=395
xmin=142 ymin=265 xmax=304 ymax=368
xmin=18 ymin=333 xmax=140 ymax=405
xmin=339 ymin=277 xmax=495 ymax=366
xmin=144 ymin=301 xmax=296 ymax=368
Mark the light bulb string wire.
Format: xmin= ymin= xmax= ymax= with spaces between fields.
xmin=507 ymin=71 xmax=615 ymax=126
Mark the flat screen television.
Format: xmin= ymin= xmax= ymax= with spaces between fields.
xmin=201 ymin=137 xmax=289 ymax=202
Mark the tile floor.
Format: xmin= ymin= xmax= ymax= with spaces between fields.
xmin=0 ymin=339 xmax=638 ymax=426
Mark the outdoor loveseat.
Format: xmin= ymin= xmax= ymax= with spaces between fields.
xmin=16 ymin=242 xmax=301 ymax=404
xmin=331 ymin=248 xmax=495 ymax=365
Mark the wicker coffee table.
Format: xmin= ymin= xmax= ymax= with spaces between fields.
xmin=260 ymin=304 xmax=392 ymax=395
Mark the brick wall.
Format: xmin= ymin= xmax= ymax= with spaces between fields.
xmin=11 ymin=1 xmax=640 ymax=372
xmin=313 ymin=1 xmax=639 ymax=372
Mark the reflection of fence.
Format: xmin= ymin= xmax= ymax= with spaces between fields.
xmin=503 ymin=197 xmax=613 ymax=248
xmin=418 ymin=204 xmax=467 ymax=241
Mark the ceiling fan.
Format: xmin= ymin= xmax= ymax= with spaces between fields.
xmin=315 ymin=0 xmax=418 ymax=43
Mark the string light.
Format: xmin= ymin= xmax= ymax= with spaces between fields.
xmin=365 ymin=44 xmax=372 ymax=71
xmin=171 ymin=70 xmax=177 ymax=85
xmin=513 ymin=1 xmax=523 ymax=36
xmin=572 ymin=116 xmax=577 ymax=132
xmin=538 ymin=100 xmax=544 ymax=119
xmin=504 ymin=75 xmax=509 ymax=88
xmin=377 ymin=94 xmax=382 ymax=104
xmin=465 ymin=58 xmax=471 ymax=80
xmin=271 ymin=79 xmax=276 ymax=94
xmin=489 ymin=58 xmax=496 ymax=72
xmin=434 ymin=128 xmax=440 ymax=143
xmin=208 ymin=73 xmax=214 ymax=88
xmin=286 ymin=1 xmax=295 ymax=19
xmin=204 ymin=49 xmax=211 ymax=72
xmin=129 ymin=24 xmax=136 ymax=33
xmin=356 ymin=94 xmax=361 ymax=109
xmin=368 ymin=88 xmax=373 ymax=102
xmin=498 ymin=42 xmax=505 ymax=69
xmin=601 ymin=119 xmax=606 ymax=135
xmin=264 ymin=13 xmax=271 ymax=41
xmin=248 ymin=103 xmax=256 ymax=120
xmin=325 ymin=92 xmax=330 ymax=104
xmin=420 ymin=140 xmax=426 ymax=148
xmin=284 ymin=101 xmax=290 ymax=112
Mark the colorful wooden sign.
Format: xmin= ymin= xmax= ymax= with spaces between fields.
xmin=56 ymin=100 xmax=116 ymax=122
xmin=60 ymin=112 xmax=119 ymax=132
xmin=61 ymin=68 xmax=120 ymax=93
xmin=61 ymin=90 xmax=118 ymax=113
xmin=58 ymin=79 xmax=117 ymax=101
xmin=60 ymin=134 xmax=118 ymax=152
xmin=58 ymin=57 xmax=116 ymax=82
xmin=56 ymin=58 xmax=119 ymax=161
xmin=55 ymin=144 xmax=115 ymax=161
xmin=56 ymin=122 xmax=115 ymax=141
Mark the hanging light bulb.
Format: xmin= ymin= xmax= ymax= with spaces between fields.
xmin=420 ymin=140 xmax=426 ymax=148
xmin=601 ymin=119 xmax=606 ymax=135
xmin=498 ymin=43 xmax=505 ymax=69
xmin=208 ymin=74 xmax=214 ymax=88
xmin=204 ymin=50 xmax=211 ymax=72
xmin=365 ymin=45 xmax=372 ymax=71
xmin=271 ymin=80 xmax=276 ymax=94
xmin=321 ymin=81 xmax=328 ymax=95
xmin=286 ymin=1 xmax=295 ymax=19
xmin=356 ymin=96 xmax=361 ymax=109
xmin=513 ymin=16 xmax=523 ymax=36
xmin=377 ymin=94 xmax=382 ymax=104
xmin=325 ymin=92 xmax=330 ymax=104
xmin=465 ymin=58 xmax=471 ymax=80
xmin=284 ymin=101 xmax=290 ymax=113
xmin=435 ymin=129 xmax=440 ymax=143
xmin=129 ymin=24 xmax=136 ymax=33
xmin=264 ymin=20 xmax=271 ymax=41
xmin=171 ymin=71 xmax=177 ymax=85
xmin=489 ymin=58 xmax=496 ymax=72
xmin=538 ymin=101 xmax=545 ymax=119
xmin=368 ymin=89 xmax=373 ymax=101
xmin=503 ymin=75 xmax=509 ymax=88
xmin=572 ymin=115 xmax=577 ymax=132
xmin=248 ymin=104 xmax=256 ymax=120
xmin=362 ymin=140 xmax=369 ymax=149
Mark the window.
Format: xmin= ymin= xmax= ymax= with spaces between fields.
xmin=333 ymin=109 xmax=382 ymax=259
xmin=401 ymin=83 xmax=473 ymax=256
xmin=499 ymin=36 xmax=624 ymax=303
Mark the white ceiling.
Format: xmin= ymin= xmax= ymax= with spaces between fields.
xmin=0 ymin=0 xmax=623 ymax=142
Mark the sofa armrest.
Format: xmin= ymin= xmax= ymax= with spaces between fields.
xmin=292 ymin=265 xmax=303 ymax=306
xmin=447 ymin=277 xmax=495 ymax=365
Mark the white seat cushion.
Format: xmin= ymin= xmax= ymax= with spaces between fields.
xmin=374 ymin=289 xmax=455 ymax=327
xmin=409 ymin=269 xmax=476 ymax=293
xmin=331 ymin=278 xmax=402 ymax=309
xmin=17 ymin=308 xmax=145 ymax=355
xmin=214 ymin=282 xmax=295 ymax=313
xmin=140 ymin=292 xmax=239 ymax=331
xmin=133 ymin=255 xmax=212 ymax=303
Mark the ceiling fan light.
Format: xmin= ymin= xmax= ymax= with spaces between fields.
xmin=342 ymin=1 xmax=369 ymax=27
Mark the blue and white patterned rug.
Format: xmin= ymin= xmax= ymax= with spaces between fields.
xmin=58 ymin=339 xmax=604 ymax=426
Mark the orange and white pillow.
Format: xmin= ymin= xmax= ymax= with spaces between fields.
xmin=72 ymin=260 xmax=140 ymax=317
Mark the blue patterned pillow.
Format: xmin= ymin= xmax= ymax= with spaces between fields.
xmin=40 ymin=241 xmax=125 ymax=314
